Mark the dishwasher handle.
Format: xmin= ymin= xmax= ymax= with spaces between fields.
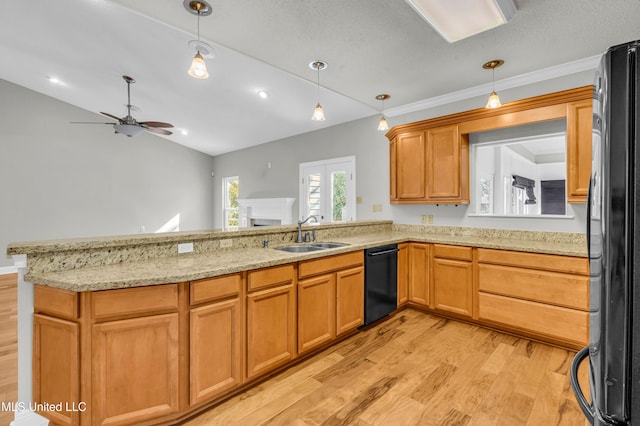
xmin=367 ymin=248 xmax=399 ymax=256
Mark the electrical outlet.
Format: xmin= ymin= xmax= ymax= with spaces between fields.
xmin=356 ymin=196 xmax=362 ymax=204
xmin=220 ymin=239 xmax=233 ymax=248
xmin=178 ymin=242 xmax=194 ymax=254
xmin=377 ymin=204 xmax=383 ymax=212
xmin=372 ymin=204 xmax=377 ymax=212
xmin=428 ymin=214 xmax=434 ymax=224
xmin=421 ymin=214 xmax=426 ymax=224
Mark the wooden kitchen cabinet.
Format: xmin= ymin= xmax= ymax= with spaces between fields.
xmin=298 ymin=273 xmax=336 ymax=353
xmin=389 ymin=125 xmax=469 ymax=204
xmin=33 ymin=314 xmax=80 ymax=426
xmin=189 ymin=274 xmax=243 ymax=406
xmin=477 ymin=248 xmax=590 ymax=349
xmin=246 ymin=265 xmax=296 ymax=379
xmin=567 ymin=98 xmax=593 ymax=203
xmin=408 ymin=243 xmax=429 ymax=306
xmin=298 ymin=251 xmax=364 ymax=354
xmin=91 ymin=313 xmax=180 ymax=425
xmin=432 ymin=244 xmax=473 ymax=318
xmin=397 ymin=243 xmax=409 ymax=307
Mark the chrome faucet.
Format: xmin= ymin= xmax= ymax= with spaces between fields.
xmin=296 ymin=215 xmax=318 ymax=243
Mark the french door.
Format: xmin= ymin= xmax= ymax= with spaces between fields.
xmin=299 ymin=156 xmax=355 ymax=223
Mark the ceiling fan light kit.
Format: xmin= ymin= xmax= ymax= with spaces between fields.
xmin=71 ymin=75 xmax=174 ymax=137
xmin=184 ymin=0 xmax=213 ymax=80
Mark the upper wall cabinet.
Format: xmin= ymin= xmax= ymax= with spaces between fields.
xmin=386 ymin=86 xmax=593 ymax=205
xmin=389 ymin=124 xmax=469 ymax=204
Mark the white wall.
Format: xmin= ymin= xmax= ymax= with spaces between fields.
xmin=212 ymin=70 xmax=594 ymax=233
xmin=0 ymin=79 xmax=215 ymax=267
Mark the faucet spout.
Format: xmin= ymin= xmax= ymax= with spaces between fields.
xmin=296 ymin=215 xmax=318 ymax=243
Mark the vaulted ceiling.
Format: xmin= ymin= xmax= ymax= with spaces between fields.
xmin=1 ymin=0 xmax=638 ymax=155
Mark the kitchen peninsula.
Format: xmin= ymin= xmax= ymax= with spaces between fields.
xmin=7 ymin=221 xmax=588 ymax=425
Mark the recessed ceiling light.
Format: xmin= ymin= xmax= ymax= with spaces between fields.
xmin=181 ymin=129 xmax=189 ymax=136
xmin=257 ymin=90 xmax=269 ymax=99
xmin=47 ymin=76 xmax=65 ymax=86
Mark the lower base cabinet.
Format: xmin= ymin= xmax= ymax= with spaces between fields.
xmin=91 ymin=314 xmax=180 ymax=425
xmin=432 ymin=244 xmax=473 ymax=318
xmin=246 ymin=266 xmax=296 ymax=379
xmin=298 ymin=274 xmax=336 ymax=353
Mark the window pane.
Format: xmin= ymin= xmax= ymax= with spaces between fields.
xmin=331 ymin=171 xmax=346 ymax=222
xmin=307 ymin=173 xmax=322 ymax=218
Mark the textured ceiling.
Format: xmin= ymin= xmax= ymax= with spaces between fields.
xmin=0 ymin=0 xmax=639 ymax=155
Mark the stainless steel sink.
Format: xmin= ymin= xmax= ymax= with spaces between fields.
xmin=309 ymin=242 xmax=349 ymax=249
xmin=274 ymin=245 xmax=325 ymax=253
xmin=274 ymin=242 xmax=349 ymax=253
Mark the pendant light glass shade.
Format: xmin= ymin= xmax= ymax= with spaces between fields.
xmin=185 ymin=0 xmax=212 ymax=80
xmin=310 ymin=60 xmax=327 ymax=121
xmin=312 ymin=102 xmax=326 ymax=121
xmin=375 ymin=93 xmax=390 ymax=131
xmin=483 ymin=59 xmax=504 ymax=109
xmin=485 ymin=91 xmax=501 ymax=108
xmin=188 ymin=51 xmax=209 ymax=79
xmin=377 ymin=116 xmax=389 ymax=131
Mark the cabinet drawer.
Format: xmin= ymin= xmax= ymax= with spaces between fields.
xmin=190 ymin=274 xmax=241 ymax=305
xmin=433 ymin=244 xmax=472 ymax=261
xmin=477 ymin=248 xmax=588 ymax=275
xmin=479 ymin=292 xmax=588 ymax=345
xmin=91 ymin=284 xmax=178 ymax=321
xmin=34 ymin=285 xmax=79 ymax=320
xmin=299 ymin=251 xmax=364 ymax=279
xmin=248 ymin=264 xmax=294 ymax=292
xmin=478 ymin=264 xmax=589 ymax=310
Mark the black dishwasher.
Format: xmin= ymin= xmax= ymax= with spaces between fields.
xmin=363 ymin=244 xmax=398 ymax=326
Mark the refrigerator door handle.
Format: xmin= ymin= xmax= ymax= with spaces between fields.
xmin=570 ymin=346 xmax=595 ymax=422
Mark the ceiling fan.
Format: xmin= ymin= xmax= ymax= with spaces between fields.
xmin=72 ymin=75 xmax=173 ymax=137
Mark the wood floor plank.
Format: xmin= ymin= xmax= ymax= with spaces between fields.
xmin=184 ymin=310 xmax=590 ymax=426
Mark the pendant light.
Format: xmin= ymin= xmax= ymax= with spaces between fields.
xmin=185 ymin=0 xmax=213 ymax=79
xmin=310 ymin=60 xmax=327 ymax=121
xmin=376 ymin=94 xmax=390 ymax=131
xmin=483 ymin=59 xmax=504 ymax=109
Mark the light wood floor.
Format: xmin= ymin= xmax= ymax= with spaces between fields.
xmin=0 ymin=273 xmax=18 ymax=426
xmin=184 ymin=309 xmax=590 ymax=426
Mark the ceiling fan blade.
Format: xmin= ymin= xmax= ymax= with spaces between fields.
xmin=100 ymin=112 xmax=122 ymax=122
xmin=144 ymin=126 xmax=173 ymax=136
xmin=138 ymin=121 xmax=173 ymax=128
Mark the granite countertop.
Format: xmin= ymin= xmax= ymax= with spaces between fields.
xmin=23 ymin=229 xmax=588 ymax=292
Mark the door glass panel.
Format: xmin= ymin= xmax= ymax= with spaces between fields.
xmin=306 ymin=173 xmax=322 ymax=218
xmin=331 ymin=171 xmax=346 ymax=222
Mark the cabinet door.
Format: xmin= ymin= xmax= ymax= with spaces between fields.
xmin=397 ymin=243 xmax=409 ymax=306
xmin=409 ymin=243 xmax=429 ymax=306
xmin=190 ymin=297 xmax=242 ymax=405
xmin=396 ymin=132 xmax=426 ymax=199
xmin=432 ymin=258 xmax=473 ymax=317
xmin=92 ymin=313 xmax=180 ymax=425
xmin=336 ymin=266 xmax=365 ymax=336
xmin=33 ymin=314 xmax=80 ymax=426
xmin=389 ymin=138 xmax=397 ymax=200
xmin=298 ymin=274 xmax=335 ymax=354
xmin=427 ymin=125 xmax=461 ymax=199
xmin=246 ymin=284 xmax=296 ymax=379
xmin=567 ymin=99 xmax=593 ymax=203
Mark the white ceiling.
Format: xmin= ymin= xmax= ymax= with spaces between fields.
xmin=0 ymin=0 xmax=639 ymax=156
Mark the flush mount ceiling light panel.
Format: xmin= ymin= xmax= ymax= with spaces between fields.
xmin=404 ymin=0 xmax=516 ymax=43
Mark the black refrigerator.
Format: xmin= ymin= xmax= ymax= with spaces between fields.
xmin=570 ymin=40 xmax=640 ymax=425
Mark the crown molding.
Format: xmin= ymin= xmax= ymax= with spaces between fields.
xmin=386 ymin=54 xmax=601 ymax=117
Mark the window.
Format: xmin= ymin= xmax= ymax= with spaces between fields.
xmin=222 ymin=176 xmax=239 ymax=230
xmin=299 ymin=156 xmax=355 ymax=222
